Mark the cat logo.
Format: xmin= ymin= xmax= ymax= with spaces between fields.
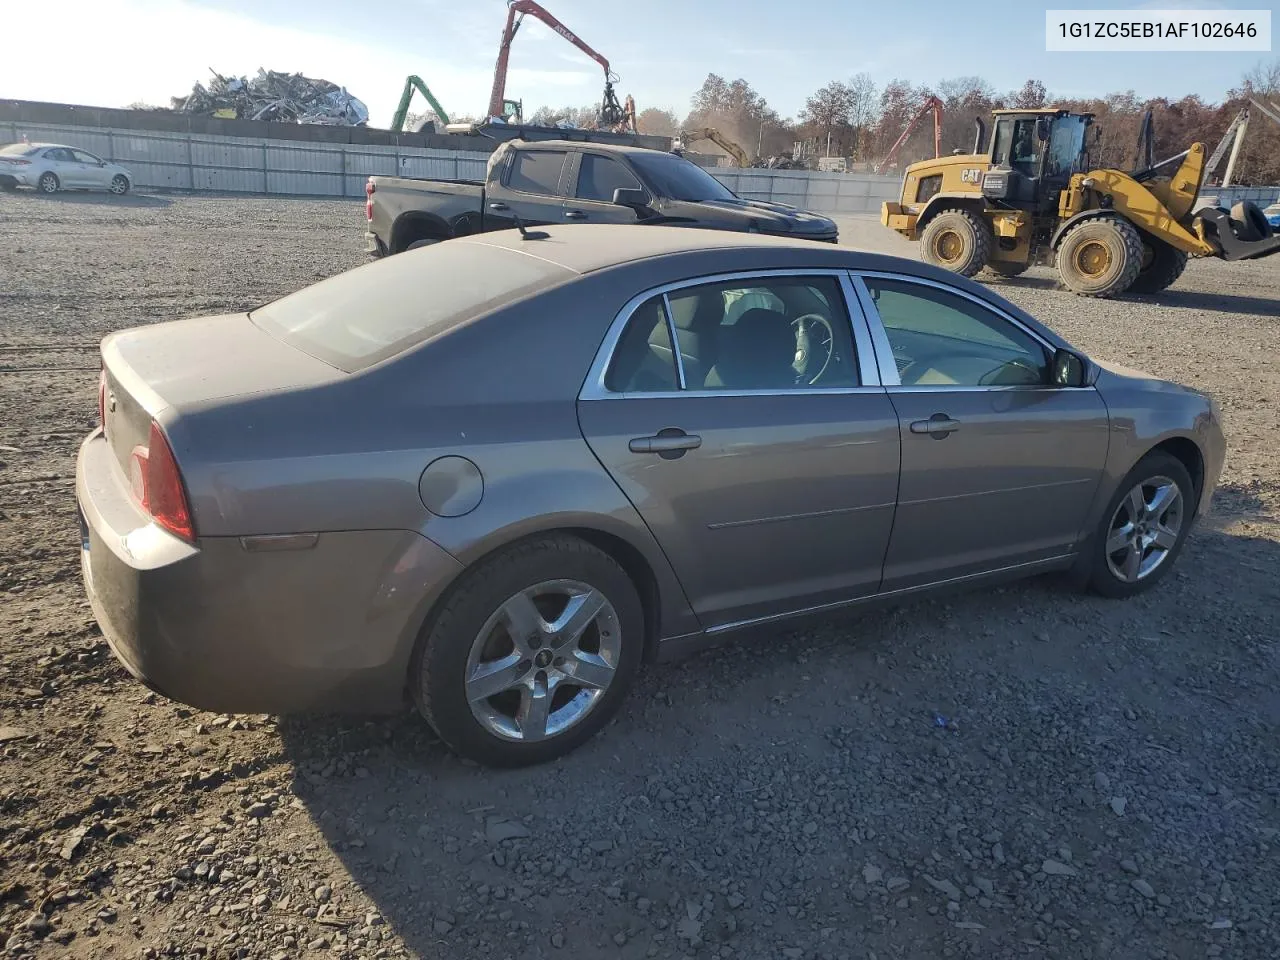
xmin=960 ymin=168 xmax=983 ymax=184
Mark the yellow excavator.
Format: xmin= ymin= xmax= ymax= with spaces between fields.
xmin=881 ymin=107 xmax=1280 ymax=297
xmin=672 ymin=128 xmax=751 ymax=168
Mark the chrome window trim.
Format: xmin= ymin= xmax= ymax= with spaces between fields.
xmin=660 ymin=292 xmax=687 ymax=389
xmin=579 ymin=268 xmax=884 ymax=401
xmin=852 ymin=270 xmax=1084 ymax=392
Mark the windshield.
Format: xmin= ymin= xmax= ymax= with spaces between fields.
xmin=0 ymin=144 xmax=39 ymax=157
xmin=251 ymin=241 xmax=573 ymax=372
xmin=629 ymin=152 xmax=736 ymax=203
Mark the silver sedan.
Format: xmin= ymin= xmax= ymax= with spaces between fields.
xmin=76 ymin=225 xmax=1226 ymax=767
xmin=0 ymin=142 xmax=133 ymax=195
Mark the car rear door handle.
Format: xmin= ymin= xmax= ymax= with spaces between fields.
xmin=909 ymin=414 xmax=961 ymax=437
xmin=564 ymin=210 xmax=587 ymax=220
xmin=629 ymin=431 xmax=702 ymax=455
xmin=488 ymin=201 xmax=509 ymax=211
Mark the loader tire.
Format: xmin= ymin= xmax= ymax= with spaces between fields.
xmin=1230 ymin=201 xmax=1272 ymax=242
xmin=1056 ymin=216 xmax=1144 ymax=298
xmin=1129 ymin=236 xmax=1188 ymax=295
xmin=920 ymin=209 xmax=991 ymax=277
xmin=983 ymin=260 xmax=1031 ymax=280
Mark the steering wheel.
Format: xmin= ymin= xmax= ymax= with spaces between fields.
xmin=792 ymin=313 xmax=835 ymax=384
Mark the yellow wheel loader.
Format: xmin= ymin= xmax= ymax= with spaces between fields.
xmin=881 ymin=108 xmax=1280 ymax=298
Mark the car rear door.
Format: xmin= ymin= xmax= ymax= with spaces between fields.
xmin=44 ymin=148 xmax=79 ymax=186
xmin=853 ymin=271 xmax=1109 ymax=591
xmin=577 ymin=269 xmax=901 ymax=631
xmin=486 ymin=147 xmax=571 ymax=229
xmin=561 ymin=152 xmax=643 ymax=225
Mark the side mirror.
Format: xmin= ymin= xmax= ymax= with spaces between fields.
xmin=612 ymin=187 xmax=647 ymax=208
xmin=1051 ymin=348 xmax=1086 ymax=387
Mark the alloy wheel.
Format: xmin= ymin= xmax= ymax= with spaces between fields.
xmin=465 ymin=580 xmax=621 ymax=742
xmin=1104 ymin=475 xmax=1184 ymax=583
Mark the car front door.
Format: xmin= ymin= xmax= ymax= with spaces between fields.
xmin=855 ymin=272 xmax=1109 ymax=591
xmin=562 ymin=152 xmax=643 ymax=225
xmin=71 ymin=149 xmax=109 ymax=188
xmin=487 ymin=147 xmax=571 ymax=229
xmin=577 ymin=270 xmax=901 ymax=631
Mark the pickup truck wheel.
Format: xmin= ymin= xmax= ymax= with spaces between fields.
xmin=406 ymin=238 xmax=441 ymax=251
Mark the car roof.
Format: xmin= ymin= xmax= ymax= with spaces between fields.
xmin=455 ymin=224 xmax=872 ymax=275
xmin=506 ymin=138 xmax=659 ymax=158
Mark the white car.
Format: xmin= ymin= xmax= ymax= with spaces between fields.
xmin=0 ymin=142 xmax=134 ymax=195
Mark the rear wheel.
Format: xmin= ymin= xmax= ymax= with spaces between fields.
xmin=38 ymin=172 xmax=59 ymax=194
xmin=405 ymin=237 xmax=441 ymax=251
xmin=1129 ymin=236 xmax=1188 ymax=294
xmin=1055 ymin=216 xmax=1143 ymax=297
xmin=411 ymin=535 xmax=644 ymax=767
xmin=920 ymin=209 xmax=992 ymax=277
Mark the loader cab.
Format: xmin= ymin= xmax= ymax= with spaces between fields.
xmin=982 ymin=110 xmax=1093 ymax=212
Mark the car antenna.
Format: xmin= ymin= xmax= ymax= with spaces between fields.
xmin=511 ymin=211 xmax=549 ymax=241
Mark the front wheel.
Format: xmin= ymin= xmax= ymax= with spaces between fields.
xmin=109 ymin=174 xmax=130 ymax=196
xmin=1086 ymin=451 xmax=1195 ymax=598
xmin=919 ymin=209 xmax=992 ymax=277
xmin=1129 ymin=236 xmax=1188 ymax=294
xmin=38 ymin=172 xmax=59 ymax=194
xmin=411 ymin=535 xmax=644 ymax=767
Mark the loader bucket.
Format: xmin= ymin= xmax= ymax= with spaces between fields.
xmin=1196 ymin=207 xmax=1280 ymax=262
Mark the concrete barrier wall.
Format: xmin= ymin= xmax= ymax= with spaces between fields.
xmin=3 ymin=119 xmax=1276 ymax=217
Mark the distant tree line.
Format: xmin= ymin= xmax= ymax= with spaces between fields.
xmin=526 ymin=58 xmax=1280 ymax=184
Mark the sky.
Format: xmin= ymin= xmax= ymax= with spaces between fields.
xmin=1 ymin=0 xmax=1273 ymax=128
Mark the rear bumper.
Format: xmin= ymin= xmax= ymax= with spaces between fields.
xmin=77 ymin=429 xmax=464 ymax=714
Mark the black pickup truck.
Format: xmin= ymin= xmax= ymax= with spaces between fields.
xmin=364 ymin=138 xmax=838 ymax=255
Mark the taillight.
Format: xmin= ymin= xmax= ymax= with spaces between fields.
xmin=128 ymin=421 xmax=195 ymax=542
xmin=97 ymin=368 xmax=107 ymax=432
xmin=365 ymin=178 xmax=374 ymax=221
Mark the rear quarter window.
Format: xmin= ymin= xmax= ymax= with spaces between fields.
xmin=251 ymin=241 xmax=574 ymax=372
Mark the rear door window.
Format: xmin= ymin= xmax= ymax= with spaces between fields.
xmin=505 ymin=150 xmax=569 ymax=196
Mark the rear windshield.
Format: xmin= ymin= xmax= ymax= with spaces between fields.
xmin=0 ymin=144 xmax=39 ymax=157
xmin=252 ymin=240 xmax=573 ymax=372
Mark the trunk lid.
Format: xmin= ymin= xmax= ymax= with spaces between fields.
xmin=101 ymin=313 xmax=341 ymax=474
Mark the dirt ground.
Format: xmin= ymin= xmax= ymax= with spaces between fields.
xmin=1 ymin=190 xmax=1278 ymax=960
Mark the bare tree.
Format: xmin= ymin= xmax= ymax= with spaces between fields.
xmin=1010 ymin=79 xmax=1048 ymax=109
xmin=846 ymin=73 xmax=879 ymax=160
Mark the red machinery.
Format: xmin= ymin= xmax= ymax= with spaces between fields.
xmin=486 ymin=0 xmax=633 ymax=131
xmin=874 ymin=96 xmax=943 ymax=174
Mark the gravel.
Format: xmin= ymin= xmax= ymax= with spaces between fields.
xmin=1 ymin=191 xmax=1278 ymax=959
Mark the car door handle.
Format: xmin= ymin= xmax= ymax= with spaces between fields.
xmin=909 ymin=415 xmax=961 ymax=437
xmin=488 ymin=201 xmax=509 ymax=211
xmin=629 ymin=431 xmax=702 ymax=454
xmin=564 ymin=210 xmax=587 ymax=220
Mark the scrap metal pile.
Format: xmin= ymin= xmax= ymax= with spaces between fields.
xmin=170 ymin=69 xmax=369 ymax=126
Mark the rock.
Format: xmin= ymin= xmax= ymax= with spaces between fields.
xmin=783 ymin=949 xmax=803 ymax=960
xmin=676 ymin=917 xmax=702 ymax=940
xmin=1109 ymin=797 xmax=1127 ymax=816
xmin=433 ymin=919 xmax=453 ymax=935
xmin=246 ymin=802 xmax=271 ymax=818
xmin=1120 ymin=858 xmax=1140 ymax=875
xmin=862 ymin=864 xmax=883 ymax=885
xmin=59 ymin=825 xmax=89 ymax=861
xmin=613 ymin=932 xmax=627 ymax=946
xmin=1094 ymin=772 xmax=1111 ymax=793
xmin=0 ymin=726 xmax=30 ymax=743
xmin=1042 ymin=860 xmax=1078 ymax=877
xmin=1132 ymin=879 xmax=1155 ymax=899
xmin=314 ymin=885 xmax=332 ymax=903
xmin=924 ymin=876 xmax=963 ymax=900
xmin=726 ymin=894 xmax=744 ymax=909
xmin=954 ymin=921 xmax=985 ymax=930
xmin=974 ymin=877 xmax=994 ymax=897
xmin=886 ymin=877 xmax=910 ymax=894
xmin=486 ymin=818 xmax=530 ymax=844
xmin=550 ymin=932 xmax=565 ymax=948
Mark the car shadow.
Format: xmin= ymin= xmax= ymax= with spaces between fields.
xmin=13 ymin=190 xmax=173 ymax=209
xmin=1130 ymin=288 xmax=1280 ymax=318
xmin=276 ymin=520 xmax=1280 ymax=958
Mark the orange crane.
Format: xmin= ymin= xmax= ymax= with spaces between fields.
xmin=486 ymin=0 xmax=633 ymax=131
xmin=874 ymin=96 xmax=943 ymax=174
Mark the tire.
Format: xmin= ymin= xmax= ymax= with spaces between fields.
xmin=109 ymin=175 xmax=130 ymax=196
xmin=405 ymin=237 xmax=440 ymax=251
xmin=1086 ymin=451 xmax=1195 ymax=599
xmin=411 ymin=535 xmax=645 ymax=767
xmin=1128 ymin=236 xmax=1188 ymax=294
xmin=1055 ymin=216 xmax=1143 ymax=297
xmin=1229 ymin=201 xmax=1272 ymax=241
xmin=920 ymin=209 xmax=992 ymax=277
xmin=38 ymin=172 xmax=59 ymax=194
xmin=982 ymin=260 xmax=1031 ymax=280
